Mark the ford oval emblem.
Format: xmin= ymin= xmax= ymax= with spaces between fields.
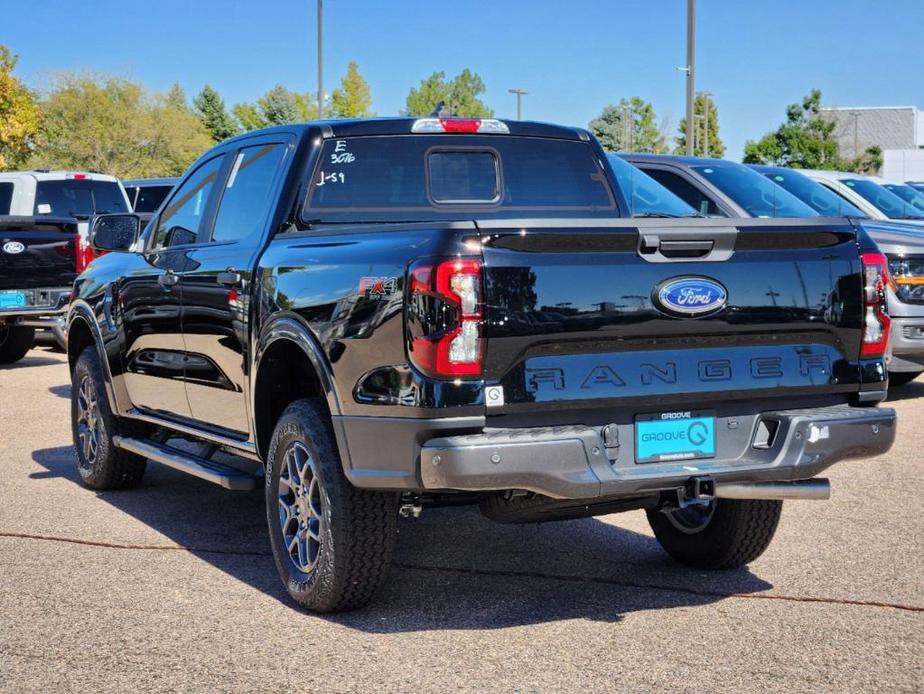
xmin=655 ymin=276 xmax=727 ymax=317
xmin=2 ymin=241 xmax=25 ymax=255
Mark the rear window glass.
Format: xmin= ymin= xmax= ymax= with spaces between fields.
xmin=428 ymin=151 xmax=499 ymax=203
xmin=757 ymin=169 xmax=865 ymax=217
xmin=0 ymin=182 xmax=12 ymax=215
xmin=34 ymin=180 xmax=128 ymax=218
xmin=134 ymin=185 xmax=174 ymax=213
xmin=305 ymin=135 xmax=615 ymax=221
xmin=844 ymin=179 xmax=924 ymax=220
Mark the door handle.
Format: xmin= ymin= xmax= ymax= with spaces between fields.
xmin=217 ymin=271 xmax=242 ymax=287
xmin=158 ymin=271 xmax=179 ymax=287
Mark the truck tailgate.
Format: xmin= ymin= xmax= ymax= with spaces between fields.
xmin=478 ymin=217 xmax=865 ymax=412
xmin=0 ymin=216 xmax=79 ymax=291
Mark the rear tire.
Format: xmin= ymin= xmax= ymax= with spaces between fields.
xmin=888 ymin=370 xmax=922 ymax=387
xmin=71 ymin=347 xmax=147 ymax=489
xmin=0 ymin=325 xmax=35 ymax=364
xmin=646 ymin=499 xmax=782 ymax=570
xmin=265 ymin=399 xmax=397 ymax=613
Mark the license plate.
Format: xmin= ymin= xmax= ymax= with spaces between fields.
xmin=0 ymin=291 xmax=26 ymax=309
xmin=636 ymin=411 xmax=716 ymax=463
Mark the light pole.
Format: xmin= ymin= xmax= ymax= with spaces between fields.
xmin=622 ymin=104 xmax=634 ymax=151
xmin=693 ymin=114 xmax=704 ymax=156
xmin=316 ymin=0 xmax=323 ymax=120
xmin=508 ymin=88 xmax=528 ymax=120
xmin=684 ymin=0 xmax=696 ymax=156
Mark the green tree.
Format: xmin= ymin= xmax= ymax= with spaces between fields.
xmin=674 ymin=93 xmax=725 ymax=157
xmin=851 ymin=145 xmax=883 ymax=175
xmin=403 ymin=69 xmax=493 ymax=117
xmin=194 ymin=85 xmax=240 ymax=142
xmin=588 ymin=97 xmax=667 ymax=153
xmin=0 ymin=45 xmax=40 ymax=170
xmin=232 ymin=102 xmax=267 ymax=131
xmin=258 ymin=85 xmax=300 ymax=125
xmin=743 ymin=89 xmax=844 ymax=169
xmin=29 ymin=73 xmax=212 ymax=178
xmin=330 ymin=61 xmax=374 ymax=118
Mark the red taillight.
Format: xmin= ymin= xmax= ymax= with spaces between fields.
xmin=408 ymin=258 xmax=484 ymax=377
xmin=860 ymin=251 xmax=891 ymax=358
xmin=75 ymin=234 xmax=96 ymax=273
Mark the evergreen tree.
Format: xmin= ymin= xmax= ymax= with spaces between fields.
xmin=193 ymin=85 xmax=240 ymax=142
xmin=674 ymin=93 xmax=725 ymax=157
xmin=589 ymin=97 xmax=667 ymax=153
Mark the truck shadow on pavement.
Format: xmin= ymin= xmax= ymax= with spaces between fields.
xmin=31 ymin=444 xmax=773 ymax=631
xmin=885 ymin=380 xmax=924 ymax=402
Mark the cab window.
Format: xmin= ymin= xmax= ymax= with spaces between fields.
xmin=212 ymin=144 xmax=286 ymax=243
xmin=152 ymin=157 xmax=224 ymax=249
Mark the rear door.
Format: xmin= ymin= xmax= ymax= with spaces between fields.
xmin=180 ymin=137 xmax=291 ymax=434
xmin=120 ymin=155 xmax=226 ymax=419
xmin=479 ymin=217 xmax=864 ymax=414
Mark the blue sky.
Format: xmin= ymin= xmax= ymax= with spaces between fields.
xmin=6 ymin=0 xmax=923 ymax=160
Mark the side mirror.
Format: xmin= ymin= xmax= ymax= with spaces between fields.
xmin=91 ymin=214 xmax=140 ymax=252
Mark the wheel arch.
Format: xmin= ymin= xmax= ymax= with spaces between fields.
xmin=252 ymin=315 xmax=342 ymax=461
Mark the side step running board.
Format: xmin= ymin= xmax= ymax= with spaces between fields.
xmin=113 ymin=436 xmax=261 ymax=491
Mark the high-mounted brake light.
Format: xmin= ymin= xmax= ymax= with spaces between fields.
xmin=66 ymin=173 xmax=91 ymax=181
xmin=860 ymin=251 xmax=891 ymax=359
xmin=407 ymin=258 xmax=484 ymax=377
xmin=411 ymin=118 xmax=510 ymax=135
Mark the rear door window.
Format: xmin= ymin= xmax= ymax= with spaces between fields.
xmin=211 ymin=143 xmax=286 ymax=243
xmin=642 ymin=168 xmax=724 ymax=217
xmin=305 ymin=135 xmax=616 ymax=221
xmin=0 ymin=182 xmax=12 ymax=215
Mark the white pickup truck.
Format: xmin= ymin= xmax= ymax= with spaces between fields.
xmin=0 ymin=171 xmax=131 ymax=349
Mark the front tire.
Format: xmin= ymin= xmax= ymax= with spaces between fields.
xmin=265 ymin=399 xmax=397 ymax=613
xmin=0 ymin=325 xmax=35 ymax=364
xmin=646 ymin=499 xmax=782 ymax=570
xmin=71 ymin=347 xmax=146 ymax=489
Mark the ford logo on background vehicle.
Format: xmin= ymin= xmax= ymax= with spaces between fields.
xmin=2 ymin=241 xmax=25 ymax=255
xmin=654 ymin=276 xmax=727 ymax=317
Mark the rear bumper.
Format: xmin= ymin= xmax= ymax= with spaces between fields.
xmin=888 ymin=316 xmax=924 ymax=372
xmin=0 ymin=287 xmax=70 ymax=347
xmin=415 ymin=405 xmax=895 ymax=499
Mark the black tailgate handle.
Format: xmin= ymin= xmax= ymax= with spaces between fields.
xmin=638 ymin=227 xmax=737 ymax=262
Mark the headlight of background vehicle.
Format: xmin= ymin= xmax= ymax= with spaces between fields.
xmin=888 ymin=255 xmax=924 ymax=303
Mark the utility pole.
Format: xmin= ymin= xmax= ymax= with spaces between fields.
xmin=684 ymin=0 xmax=696 ymax=155
xmin=508 ymin=88 xmax=528 ymax=120
xmin=316 ymin=0 xmax=324 ymax=120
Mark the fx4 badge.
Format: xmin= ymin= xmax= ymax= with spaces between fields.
xmin=654 ymin=276 xmax=727 ymax=317
xmin=359 ymin=276 xmax=397 ymax=300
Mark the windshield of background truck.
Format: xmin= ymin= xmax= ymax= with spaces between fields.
xmin=882 ymin=183 xmax=924 ymax=213
xmin=607 ymin=154 xmax=697 ymax=217
xmin=692 ymin=164 xmax=818 ymax=218
xmin=304 ymin=135 xmax=618 ymax=222
xmin=758 ymin=169 xmax=866 ymax=217
xmin=34 ymin=180 xmax=128 ymax=218
xmin=843 ymin=178 xmax=924 ymax=220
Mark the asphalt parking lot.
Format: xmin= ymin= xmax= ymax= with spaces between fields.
xmin=0 ymin=348 xmax=921 ymax=693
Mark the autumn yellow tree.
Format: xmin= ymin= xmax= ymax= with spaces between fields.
xmin=0 ymin=45 xmax=40 ymax=171
xmin=330 ymin=61 xmax=374 ymax=118
xmin=30 ymin=74 xmax=212 ymax=178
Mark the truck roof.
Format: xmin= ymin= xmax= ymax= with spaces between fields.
xmin=220 ymin=117 xmax=591 ymax=145
xmin=122 ymin=177 xmax=180 ymax=187
xmin=0 ymin=170 xmax=121 ymax=183
xmin=620 ymin=153 xmax=737 ymax=168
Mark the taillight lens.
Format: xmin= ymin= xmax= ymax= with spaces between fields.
xmin=861 ymin=251 xmax=891 ymax=358
xmin=407 ymin=258 xmax=484 ymax=377
xmin=75 ymin=234 xmax=96 ymax=273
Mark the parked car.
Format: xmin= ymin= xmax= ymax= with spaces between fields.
xmin=605 ymin=153 xmax=699 ymax=217
xmin=68 ymin=119 xmax=895 ymax=613
xmin=0 ymin=216 xmax=81 ymax=361
xmin=799 ymin=170 xmax=924 ymax=225
xmin=869 ymin=176 xmax=924 ymax=214
xmin=0 ymin=171 xmax=130 ymax=349
xmin=122 ymin=177 xmax=178 ymax=228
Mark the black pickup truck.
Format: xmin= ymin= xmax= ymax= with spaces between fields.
xmin=67 ymin=118 xmax=896 ymax=612
xmin=0 ymin=216 xmax=80 ymax=362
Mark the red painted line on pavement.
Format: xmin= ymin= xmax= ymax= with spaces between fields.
xmin=2 ymin=531 xmax=921 ymax=614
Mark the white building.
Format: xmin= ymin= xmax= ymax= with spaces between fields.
xmin=820 ymin=106 xmax=924 ymax=181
